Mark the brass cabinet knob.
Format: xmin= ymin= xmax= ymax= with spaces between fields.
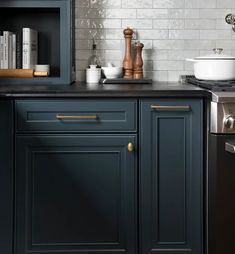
xmin=127 ymin=142 xmax=134 ymax=152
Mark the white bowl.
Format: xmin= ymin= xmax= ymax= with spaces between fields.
xmin=101 ymin=67 xmax=123 ymax=79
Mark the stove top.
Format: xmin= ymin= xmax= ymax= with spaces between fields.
xmin=184 ymin=75 xmax=235 ymax=91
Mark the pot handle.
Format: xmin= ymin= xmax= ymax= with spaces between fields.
xmin=186 ymin=58 xmax=197 ymax=62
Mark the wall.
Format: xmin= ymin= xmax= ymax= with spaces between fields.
xmin=75 ymin=0 xmax=235 ymax=82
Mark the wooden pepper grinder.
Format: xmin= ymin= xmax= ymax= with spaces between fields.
xmin=133 ymin=41 xmax=144 ymax=79
xmin=123 ymin=27 xmax=134 ymax=79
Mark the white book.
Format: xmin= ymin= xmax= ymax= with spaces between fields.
xmin=12 ymin=34 xmax=16 ymax=69
xmin=3 ymin=31 xmax=11 ymax=69
xmin=0 ymin=35 xmax=3 ymax=69
xmin=22 ymin=28 xmax=38 ymax=69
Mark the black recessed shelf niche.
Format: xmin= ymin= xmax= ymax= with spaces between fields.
xmin=0 ymin=0 xmax=75 ymax=85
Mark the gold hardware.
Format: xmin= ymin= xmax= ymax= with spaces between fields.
xmin=127 ymin=142 xmax=134 ymax=152
xmin=56 ymin=114 xmax=97 ymax=120
xmin=151 ymin=105 xmax=191 ymax=109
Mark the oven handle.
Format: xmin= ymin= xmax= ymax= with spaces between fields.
xmin=225 ymin=142 xmax=235 ymax=154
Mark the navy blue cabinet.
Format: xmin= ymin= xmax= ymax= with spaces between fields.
xmin=12 ymin=98 xmax=204 ymax=254
xmin=15 ymin=134 xmax=137 ymax=254
xmin=0 ymin=101 xmax=14 ymax=254
xmin=140 ymin=99 xmax=203 ymax=254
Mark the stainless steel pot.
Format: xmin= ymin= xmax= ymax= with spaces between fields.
xmin=187 ymin=48 xmax=235 ymax=81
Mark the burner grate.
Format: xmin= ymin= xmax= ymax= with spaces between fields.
xmin=184 ymin=75 xmax=235 ymax=91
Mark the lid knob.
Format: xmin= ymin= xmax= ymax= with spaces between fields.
xmin=213 ymin=48 xmax=223 ymax=54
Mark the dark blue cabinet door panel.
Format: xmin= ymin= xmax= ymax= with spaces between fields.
xmin=140 ymin=99 xmax=203 ymax=254
xmin=16 ymin=100 xmax=137 ymax=132
xmin=16 ymin=135 xmax=136 ymax=254
xmin=0 ymin=101 xmax=13 ymax=254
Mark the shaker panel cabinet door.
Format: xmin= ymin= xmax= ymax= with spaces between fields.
xmin=15 ymin=135 xmax=137 ymax=254
xmin=140 ymin=99 xmax=203 ymax=254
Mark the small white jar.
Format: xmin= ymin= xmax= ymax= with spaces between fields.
xmin=86 ymin=65 xmax=101 ymax=84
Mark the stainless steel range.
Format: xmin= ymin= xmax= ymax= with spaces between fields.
xmin=186 ymin=76 xmax=235 ymax=254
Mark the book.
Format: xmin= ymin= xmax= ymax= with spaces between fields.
xmin=22 ymin=28 xmax=38 ymax=69
xmin=0 ymin=35 xmax=3 ymax=69
xmin=16 ymin=32 xmax=22 ymax=69
xmin=8 ymin=32 xmax=13 ymax=69
xmin=3 ymin=31 xmax=11 ymax=69
xmin=12 ymin=34 xmax=16 ymax=69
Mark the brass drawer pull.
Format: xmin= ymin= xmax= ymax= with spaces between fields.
xmin=56 ymin=114 xmax=97 ymax=120
xmin=151 ymin=105 xmax=191 ymax=109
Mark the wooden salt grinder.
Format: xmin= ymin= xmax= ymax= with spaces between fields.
xmin=123 ymin=27 xmax=134 ymax=79
xmin=133 ymin=41 xmax=144 ymax=79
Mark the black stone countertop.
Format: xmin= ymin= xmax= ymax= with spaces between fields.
xmin=0 ymin=81 xmax=210 ymax=98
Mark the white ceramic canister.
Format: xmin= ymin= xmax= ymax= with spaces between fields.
xmin=86 ymin=65 xmax=101 ymax=84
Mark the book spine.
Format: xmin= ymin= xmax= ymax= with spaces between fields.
xmin=3 ymin=31 xmax=9 ymax=69
xmin=0 ymin=35 xmax=3 ymax=69
xmin=30 ymin=30 xmax=38 ymax=69
xmin=8 ymin=32 xmax=13 ymax=69
xmin=16 ymin=32 xmax=22 ymax=69
xmin=12 ymin=34 xmax=16 ymax=69
xmin=22 ymin=28 xmax=30 ymax=69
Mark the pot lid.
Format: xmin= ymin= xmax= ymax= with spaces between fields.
xmin=195 ymin=48 xmax=235 ymax=60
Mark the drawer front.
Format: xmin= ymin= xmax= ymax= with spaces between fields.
xmin=16 ymin=100 xmax=137 ymax=132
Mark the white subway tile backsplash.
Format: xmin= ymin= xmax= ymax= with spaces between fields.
xmin=184 ymin=40 xmax=216 ymax=49
xmin=217 ymin=0 xmax=235 ymax=8
xmin=75 ymin=0 xmax=90 ymax=8
xmin=169 ymin=30 xmax=199 ymax=39
xmin=168 ymin=50 xmax=199 ymax=60
xmin=153 ymin=40 xmax=185 ymax=50
xmin=90 ymin=0 xmax=121 ymax=8
xmin=106 ymin=9 xmax=136 ymax=18
xmin=142 ymin=49 xmax=168 ymax=60
xmin=216 ymin=19 xmax=232 ymax=29
xmin=105 ymin=29 xmax=123 ymax=39
xmin=96 ymin=40 xmax=121 ymax=49
xmin=199 ymin=9 xmax=231 ymax=19
xmin=122 ymin=19 xmax=152 ymax=29
xmin=137 ymin=9 xmax=168 ymax=19
xmin=168 ymin=9 xmax=185 ymax=19
xmin=216 ymin=40 xmax=235 ymax=49
xmin=185 ymin=9 xmax=200 ymax=18
xmin=153 ymin=20 xmax=169 ymax=29
xmin=168 ymin=19 xmax=185 ymax=29
xmin=153 ymin=61 xmax=184 ymax=71
xmin=138 ymin=30 xmax=168 ymax=39
xmin=153 ymin=0 xmax=184 ymax=9
xmin=200 ymin=30 xmax=231 ymax=40
xmin=75 ymin=19 xmax=90 ymax=29
xmin=75 ymin=0 xmax=235 ymax=82
xmin=185 ymin=19 xmax=216 ymax=30
xmin=77 ymin=8 xmax=105 ymax=18
xmin=185 ymin=0 xmax=216 ymax=8
xmin=91 ymin=19 xmax=121 ymax=29
xmin=145 ymin=71 xmax=168 ymax=81
xmin=76 ymin=50 xmax=92 ymax=60
xmin=138 ymin=40 xmax=153 ymax=49
xmin=122 ymin=0 xmax=152 ymax=9
xmin=75 ymin=39 xmax=92 ymax=49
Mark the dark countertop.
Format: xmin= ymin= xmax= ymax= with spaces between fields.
xmin=0 ymin=81 xmax=211 ymax=98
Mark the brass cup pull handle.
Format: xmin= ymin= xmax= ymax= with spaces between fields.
xmin=127 ymin=142 xmax=134 ymax=152
xmin=151 ymin=105 xmax=191 ymax=110
xmin=56 ymin=114 xmax=97 ymax=120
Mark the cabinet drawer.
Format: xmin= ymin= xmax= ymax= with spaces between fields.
xmin=16 ymin=100 xmax=137 ymax=132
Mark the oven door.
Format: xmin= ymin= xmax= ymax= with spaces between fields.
xmin=208 ymin=134 xmax=235 ymax=254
